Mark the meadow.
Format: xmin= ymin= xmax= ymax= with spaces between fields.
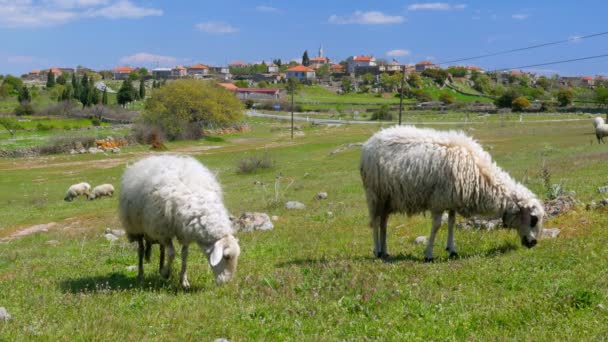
xmin=1 ymin=116 xmax=607 ymax=340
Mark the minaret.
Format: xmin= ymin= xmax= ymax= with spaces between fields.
xmin=318 ymin=45 xmax=324 ymax=58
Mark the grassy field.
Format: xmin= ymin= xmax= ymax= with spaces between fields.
xmin=1 ymin=117 xmax=608 ymax=339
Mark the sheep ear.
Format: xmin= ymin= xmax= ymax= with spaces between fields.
xmin=209 ymin=240 xmax=224 ymax=266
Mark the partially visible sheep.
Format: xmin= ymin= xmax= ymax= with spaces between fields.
xmin=593 ymin=116 xmax=604 ymax=128
xmin=360 ymin=126 xmax=544 ymax=261
xmin=64 ymin=182 xmax=91 ymax=201
xmin=88 ymin=184 xmax=115 ymax=200
xmin=119 ymin=155 xmax=241 ymax=288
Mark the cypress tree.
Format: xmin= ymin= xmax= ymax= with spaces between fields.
xmin=18 ymin=86 xmax=31 ymax=103
xmin=139 ymin=80 xmax=145 ymax=99
xmin=71 ymin=73 xmax=80 ymax=100
xmin=117 ymin=79 xmax=135 ymax=107
xmin=302 ymin=50 xmax=310 ymax=66
xmin=46 ymin=70 xmax=56 ymax=88
xmin=101 ymin=88 xmax=108 ymax=105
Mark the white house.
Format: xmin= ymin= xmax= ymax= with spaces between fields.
xmin=285 ymin=65 xmax=316 ymax=80
xmin=346 ymin=56 xmax=376 ymax=73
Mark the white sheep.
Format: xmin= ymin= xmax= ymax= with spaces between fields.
xmin=64 ymin=182 xmax=91 ymax=201
xmin=119 ymin=155 xmax=241 ymax=288
xmin=88 ymin=184 xmax=115 ymax=200
xmin=593 ymin=116 xmax=604 ymax=128
xmin=360 ymin=126 xmax=545 ymax=261
xmin=594 ymin=117 xmax=608 ymax=143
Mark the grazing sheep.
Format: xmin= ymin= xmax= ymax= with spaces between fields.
xmin=594 ymin=117 xmax=608 ymax=143
xmin=88 ymin=184 xmax=115 ymax=200
xmin=593 ymin=116 xmax=604 ymax=128
xmin=119 ymin=155 xmax=241 ymax=288
xmin=64 ymin=182 xmax=91 ymax=201
xmin=360 ymin=126 xmax=545 ymax=261
xmin=144 ymin=237 xmax=165 ymax=274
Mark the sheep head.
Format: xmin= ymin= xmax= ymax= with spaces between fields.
xmin=207 ymin=235 xmax=241 ymax=284
xmin=503 ymin=198 xmax=544 ymax=248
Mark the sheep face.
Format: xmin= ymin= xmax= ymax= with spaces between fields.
xmin=207 ymin=235 xmax=241 ymax=284
xmin=503 ymin=203 xmax=543 ymax=248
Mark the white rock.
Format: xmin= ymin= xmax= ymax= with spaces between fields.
xmin=87 ymin=147 xmax=103 ymax=154
xmin=271 ymin=215 xmax=279 ymax=221
xmin=105 ymin=228 xmax=125 ymax=237
xmin=414 ymin=236 xmax=428 ymax=245
xmin=0 ymin=307 xmax=11 ymax=321
xmin=285 ymin=201 xmax=305 ymax=210
xmin=126 ymin=265 xmax=137 ymax=272
xmin=104 ymin=233 xmax=119 ymax=241
xmin=314 ymin=192 xmax=328 ymax=200
xmin=542 ymin=228 xmax=561 ymax=239
xmin=234 ymin=212 xmax=274 ymax=232
xmin=214 ymin=339 xmax=229 ymax=342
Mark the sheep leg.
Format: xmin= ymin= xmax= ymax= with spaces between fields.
xmin=179 ymin=245 xmax=190 ymax=289
xmin=424 ymin=211 xmax=443 ymax=262
xmin=159 ymin=244 xmax=165 ymax=274
xmin=445 ymin=210 xmax=458 ymax=258
xmin=144 ymin=239 xmax=152 ymax=263
xmin=378 ymin=211 xmax=389 ymax=259
xmin=160 ymin=240 xmax=175 ymax=279
xmin=136 ymin=237 xmax=145 ymax=281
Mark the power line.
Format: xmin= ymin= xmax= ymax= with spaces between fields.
xmin=491 ymin=53 xmax=608 ymax=72
xmin=436 ymin=31 xmax=608 ymax=66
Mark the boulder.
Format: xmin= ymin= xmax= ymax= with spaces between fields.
xmin=233 ymin=212 xmax=274 ymax=232
xmin=0 ymin=307 xmax=11 ymax=321
xmin=314 ymin=192 xmax=328 ymax=200
xmin=542 ymin=228 xmax=561 ymax=239
xmin=285 ymin=201 xmax=305 ymax=210
xmin=414 ymin=236 xmax=428 ymax=245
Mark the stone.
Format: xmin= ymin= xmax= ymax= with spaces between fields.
xmin=458 ymin=217 xmax=502 ymax=230
xmin=542 ymin=228 xmax=561 ymax=239
xmin=271 ymin=215 xmax=279 ymax=221
xmin=328 ymin=142 xmax=363 ymax=156
xmin=104 ymin=233 xmax=119 ymax=242
xmin=441 ymin=212 xmax=449 ymax=225
xmin=285 ymin=201 xmax=305 ymax=210
xmin=0 ymin=307 xmax=11 ymax=321
xmin=126 ymin=265 xmax=137 ymax=272
xmin=586 ymin=201 xmax=597 ymax=210
xmin=78 ymin=148 xmax=86 ymax=154
xmin=598 ymin=186 xmax=608 ymax=194
xmin=326 ymin=211 xmax=334 ymax=217
xmin=314 ymin=192 xmax=328 ymax=200
xmin=69 ymin=149 xmax=77 ymax=155
xmin=105 ymin=228 xmax=125 ymax=237
xmin=414 ymin=236 xmax=428 ymax=245
xmin=87 ymin=147 xmax=103 ymax=154
xmin=544 ymin=196 xmax=578 ymax=218
xmin=214 ymin=339 xmax=229 ymax=342
xmin=233 ymin=212 xmax=274 ymax=232
xmin=601 ymin=198 xmax=608 ymax=206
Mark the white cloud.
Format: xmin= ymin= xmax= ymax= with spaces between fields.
xmin=512 ymin=13 xmax=529 ymax=20
xmin=255 ymin=5 xmax=279 ymax=13
xmin=329 ymin=10 xmax=404 ymax=25
xmin=120 ymin=52 xmax=179 ymax=66
xmin=386 ymin=49 xmax=411 ymax=57
xmin=195 ymin=21 xmax=239 ymax=34
xmin=407 ymin=3 xmax=467 ymax=11
xmin=0 ymin=0 xmax=162 ymax=28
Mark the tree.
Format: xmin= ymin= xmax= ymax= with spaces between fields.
xmin=556 ymin=88 xmax=574 ymax=107
xmin=412 ymin=89 xmax=432 ymax=102
xmin=422 ymin=68 xmax=449 ymax=86
xmin=91 ymin=88 xmax=100 ymax=105
xmin=272 ymin=58 xmax=282 ymax=67
xmin=101 ymin=88 xmax=108 ymax=105
xmin=257 ymin=81 xmax=269 ymax=88
xmin=447 ymin=66 xmax=467 ymax=78
xmin=535 ymin=76 xmax=551 ymax=91
xmin=302 ymin=50 xmax=310 ymax=67
xmin=128 ymin=72 xmax=140 ymax=81
xmin=341 ymin=77 xmax=353 ymax=93
xmin=362 ymin=73 xmax=375 ymax=85
xmin=152 ymin=79 xmax=158 ymax=89
xmin=379 ymin=73 xmax=398 ymax=92
xmin=316 ymin=64 xmax=330 ymax=78
xmin=439 ymin=91 xmax=455 ymax=104
xmin=0 ymin=116 xmax=22 ymax=138
xmin=407 ymin=73 xmax=423 ymax=88
xmin=595 ymin=88 xmax=608 ymax=109
xmin=234 ymin=80 xmax=248 ymax=88
xmin=139 ymin=80 xmax=146 ymax=99
xmin=511 ymin=96 xmax=531 ymax=112
xmin=17 ymin=86 xmax=31 ymax=103
xmin=60 ymin=85 xmax=73 ymax=101
xmin=46 ymin=71 xmax=56 ymax=88
xmin=472 ymin=73 xmax=491 ymax=93
xmin=117 ymin=78 xmax=136 ymax=106
xmin=2 ymin=75 xmax=23 ymax=95
xmin=137 ymin=68 xmax=148 ymax=79
xmin=71 ymin=73 xmax=80 ymax=100
xmin=495 ymin=88 xmax=521 ymax=108
xmin=142 ymin=79 xmax=244 ymax=140
xmin=56 ymin=73 xmax=67 ymax=85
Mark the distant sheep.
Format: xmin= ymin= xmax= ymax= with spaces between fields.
xmin=360 ymin=126 xmax=544 ymax=261
xmin=119 ymin=155 xmax=241 ymax=288
xmin=593 ymin=116 xmax=604 ymax=128
xmin=64 ymin=182 xmax=91 ymax=201
xmin=594 ymin=117 xmax=608 ymax=143
xmin=88 ymin=184 xmax=115 ymax=200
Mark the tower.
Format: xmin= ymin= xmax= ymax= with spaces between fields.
xmin=318 ymin=45 xmax=324 ymax=58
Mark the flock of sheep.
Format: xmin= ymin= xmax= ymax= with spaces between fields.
xmin=57 ymin=123 xmax=555 ymax=289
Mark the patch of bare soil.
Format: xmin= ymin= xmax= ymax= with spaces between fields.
xmin=1 ymin=222 xmax=57 ymax=241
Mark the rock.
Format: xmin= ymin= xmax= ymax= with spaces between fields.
xmin=253 ymin=180 xmax=264 ymax=185
xmin=105 ymin=228 xmax=125 ymax=237
xmin=441 ymin=212 xmax=449 ymax=224
xmin=597 ymin=304 xmax=606 ymax=311
xmin=0 ymin=307 xmax=10 ymax=321
xmin=271 ymin=215 xmax=279 ymax=221
xmin=314 ymin=192 xmax=328 ymax=200
xmin=598 ymin=186 xmax=608 ymax=194
xmin=458 ymin=217 xmax=501 ymax=230
xmin=78 ymin=148 xmax=86 ymax=154
xmin=233 ymin=212 xmax=274 ymax=232
xmin=214 ymin=339 xmax=229 ymax=342
xmin=126 ymin=265 xmax=137 ymax=272
xmin=542 ymin=228 xmax=561 ymax=239
xmin=69 ymin=149 xmax=77 ymax=155
xmin=544 ymin=196 xmax=578 ymax=218
xmin=74 ymin=141 xmax=84 ymax=150
xmin=601 ymin=198 xmax=608 ymax=206
xmin=285 ymin=201 xmax=305 ymax=210
xmin=414 ymin=236 xmax=428 ymax=245
xmin=104 ymin=233 xmax=119 ymax=242
xmin=45 ymin=240 xmax=59 ymax=246
xmin=586 ymin=201 xmax=597 ymax=210
xmin=326 ymin=211 xmax=334 ymax=217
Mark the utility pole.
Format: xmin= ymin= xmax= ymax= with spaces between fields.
xmin=398 ymin=65 xmax=406 ymax=125
xmin=291 ymin=89 xmax=294 ymax=140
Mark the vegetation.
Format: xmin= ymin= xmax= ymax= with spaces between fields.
xmin=0 ymin=116 xmax=22 ymax=138
xmin=369 ymin=104 xmax=393 ymax=121
xmin=511 ymin=96 xmax=531 ymax=112
xmin=302 ymin=50 xmax=310 ymax=67
xmin=557 ymin=88 xmax=574 ymax=107
xmin=142 ymin=79 xmax=243 ymax=140
xmin=236 ymin=152 xmax=274 ymax=173
xmin=117 ymin=78 xmax=136 ymax=107
xmin=439 ymin=91 xmax=455 ymax=104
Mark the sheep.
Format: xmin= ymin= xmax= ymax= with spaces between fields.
xmin=64 ymin=182 xmax=91 ymax=201
xmin=88 ymin=184 xmax=115 ymax=200
xmin=594 ymin=117 xmax=608 ymax=143
xmin=119 ymin=155 xmax=241 ymax=288
xmin=360 ymin=126 xmax=545 ymax=261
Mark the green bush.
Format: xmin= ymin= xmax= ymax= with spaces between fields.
xmin=91 ymin=117 xmax=102 ymax=126
xmin=511 ymin=96 xmax=531 ymax=112
xmin=36 ymin=123 xmax=53 ymax=131
xmin=236 ymin=153 xmax=274 ymax=174
xmin=369 ymin=104 xmax=393 ymax=121
xmin=14 ymin=103 xmax=35 ymax=116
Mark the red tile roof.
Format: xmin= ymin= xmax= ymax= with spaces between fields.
xmin=467 ymin=66 xmax=482 ymax=71
xmin=416 ymin=61 xmax=434 ymax=66
xmin=218 ymin=83 xmax=239 ymax=90
xmin=29 ymin=70 xmax=40 ymax=74
xmin=310 ymin=57 xmax=328 ymax=62
xmin=189 ymin=64 xmax=208 ymax=69
xmin=114 ymin=66 xmax=135 ymax=73
xmin=229 ymin=61 xmax=248 ymax=66
xmin=354 ymin=56 xmax=373 ymax=62
xmin=173 ymin=66 xmax=186 ymax=70
xmin=330 ymin=64 xmax=344 ymax=70
xmin=581 ymin=76 xmax=594 ymax=81
xmin=510 ymin=70 xmax=523 ymax=75
xmin=49 ymin=68 xmax=62 ymax=74
xmin=286 ymin=65 xmax=314 ymax=72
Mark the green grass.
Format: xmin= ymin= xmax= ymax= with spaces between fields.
xmin=1 ymin=118 xmax=608 ymax=339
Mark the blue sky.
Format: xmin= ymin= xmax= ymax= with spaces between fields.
xmin=1 ymin=0 xmax=607 ymax=76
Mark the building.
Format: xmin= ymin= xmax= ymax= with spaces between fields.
xmin=113 ymin=66 xmax=135 ymax=80
xmin=152 ymin=68 xmax=172 ymax=79
xmin=346 ymin=56 xmax=376 ymax=73
xmin=48 ymin=67 xmax=63 ymax=76
xmin=267 ymin=63 xmax=279 ymax=73
xmin=285 ymin=65 xmax=316 ymax=80
xmin=172 ymin=66 xmax=187 ymax=78
xmin=210 ymin=66 xmax=230 ymax=74
xmin=379 ymin=59 xmax=403 ymax=73
xmin=330 ymin=64 xmax=345 ymax=74
xmin=415 ymin=61 xmax=437 ymax=72
xmin=229 ymin=61 xmax=249 ymax=69
xmin=187 ymin=64 xmax=209 ymax=77
xmin=59 ymin=67 xmax=75 ymax=74
xmin=309 ymin=57 xmax=331 ymax=69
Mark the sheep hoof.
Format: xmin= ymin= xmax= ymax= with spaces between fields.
xmin=374 ymin=251 xmax=389 ymax=259
xmin=181 ymin=279 xmax=190 ymax=289
xmin=424 ymin=257 xmax=434 ymax=263
xmin=160 ymin=269 xmax=171 ymax=279
xmin=449 ymin=252 xmax=459 ymax=259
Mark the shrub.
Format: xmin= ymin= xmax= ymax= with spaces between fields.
xmin=91 ymin=117 xmax=102 ymax=126
xmin=511 ymin=96 xmax=531 ymax=112
xmin=36 ymin=123 xmax=53 ymax=131
xmin=540 ymin=101 xmax=557 ymax=112
xmin=14 ymin=103 xmax=35 ymax=116
xmin=412 ymin=89 xmax=433 ymax=102
xmin=236 ymin=153 xmax=274 ymax=174
xmin=369 ymin=104 xmax=393 ymax=121
xmin=244 ymin=99 xmax=255 ymax=109
xmin=557 ymin=88 xmax=574 ymax=107
xmin=131 ymin=123 xmax=166 ymax=145
xmin=439 ymin=91 xmax=455 ymax=104
xmin=495 ymin=88 xmax=521 ymax=108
